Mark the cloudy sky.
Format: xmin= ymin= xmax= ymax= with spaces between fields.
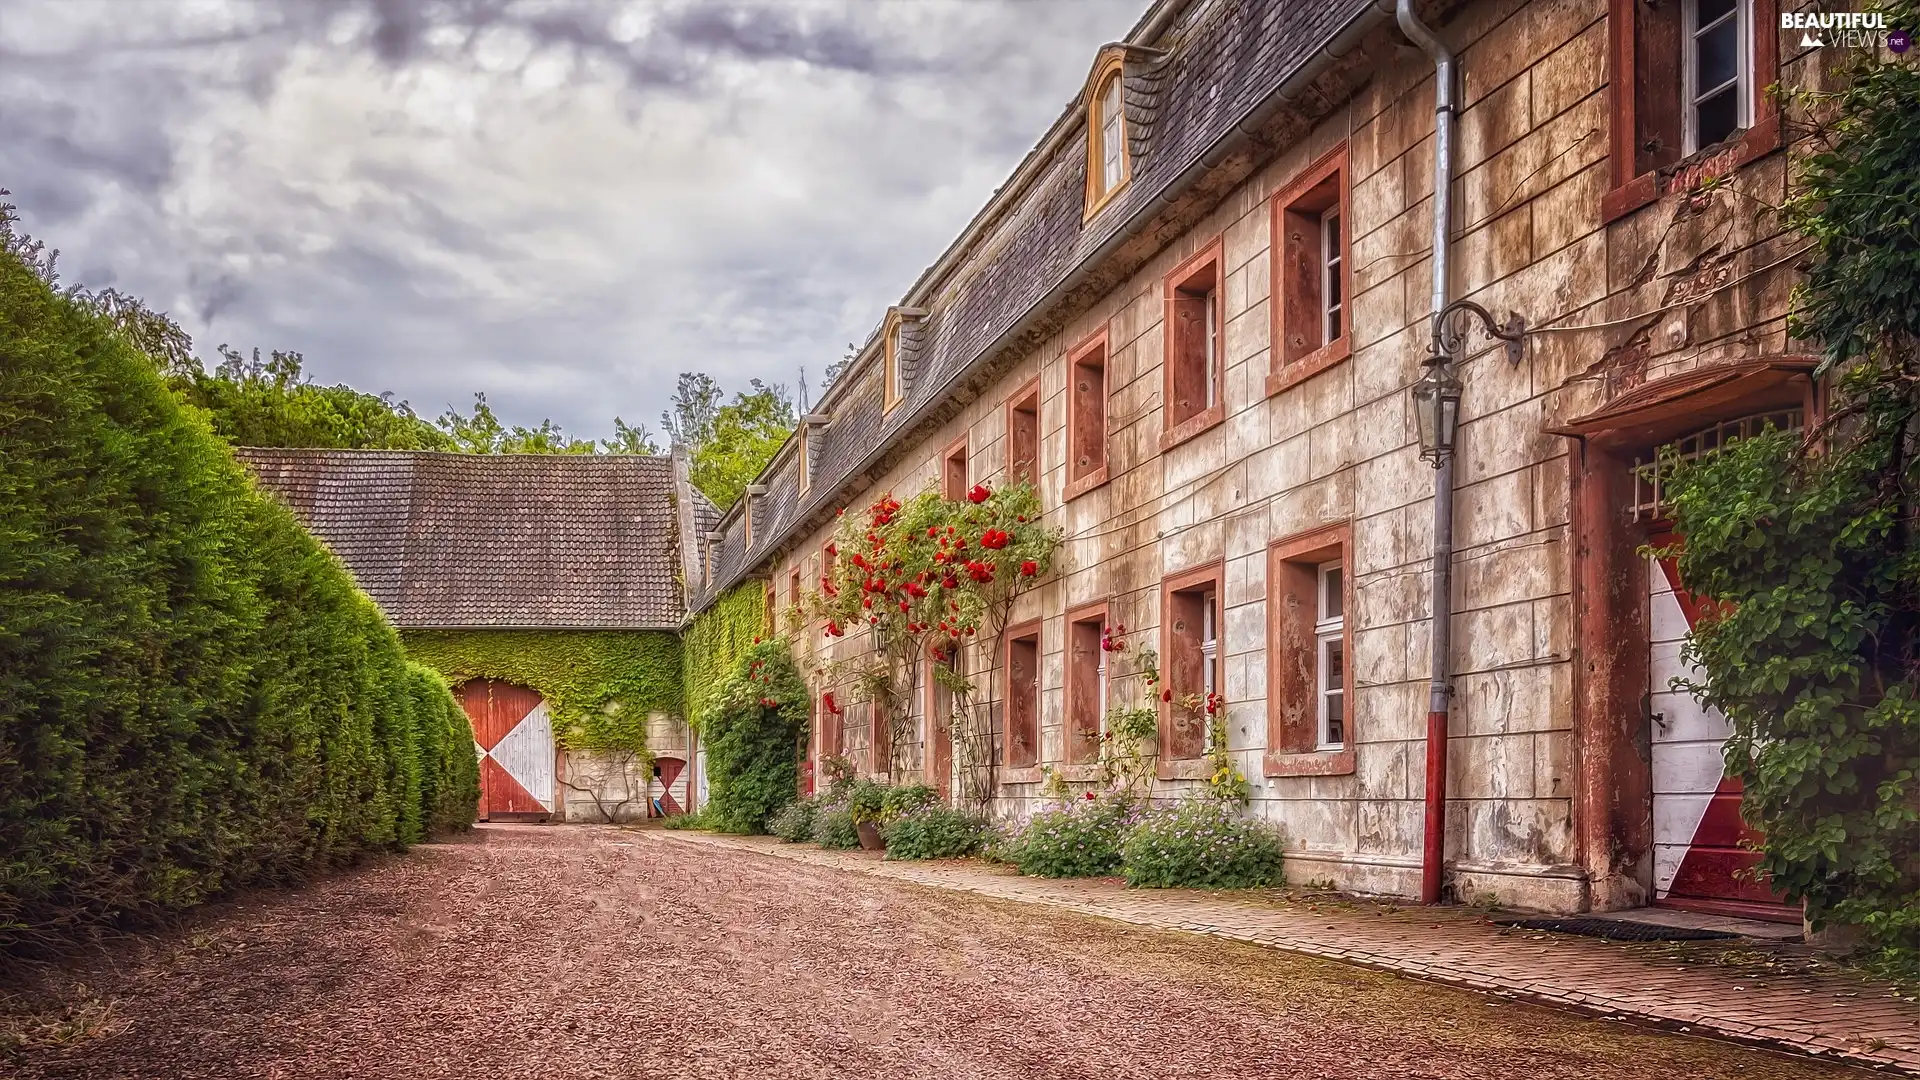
xmin=1 ymin=0 xmax=1142 ymax=440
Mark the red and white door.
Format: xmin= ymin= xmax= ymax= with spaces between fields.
xmin=650 ymin=756 xmax=693 ymax=817
xmin=1647 ymin=540 xmax=1791 ymax=919
xmin=457 ymin=679 xmax=555 ymax=821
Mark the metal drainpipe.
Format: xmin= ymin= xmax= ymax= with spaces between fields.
xmin=1396 ymin=0 xmax=1457 ymax=906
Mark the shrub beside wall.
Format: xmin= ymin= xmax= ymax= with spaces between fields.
xmin=697 ymin=640 xmax=809 ymax=833
xmin=0 ymin=243 xmax=477 ymax=957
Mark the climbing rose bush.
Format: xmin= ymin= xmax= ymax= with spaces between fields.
xmin=1120 ymin=800 xmax=1285 ymax=889
xmin=815 ymin=481 xmax=1058 ymax=644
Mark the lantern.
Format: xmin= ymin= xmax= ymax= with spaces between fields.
xmin=1411 ymin=362 xmax=1463 ymax=467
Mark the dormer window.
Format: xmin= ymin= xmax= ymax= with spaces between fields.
xmin=884 ymin=319 xmax=903 ymax=412
xmin=881 ymin=309 xmax=924 ymax=413
xmin=1083 ymin=51 xmax=1129 ymax=218
xmin=800 ymin=413 xmax=830 ymax=495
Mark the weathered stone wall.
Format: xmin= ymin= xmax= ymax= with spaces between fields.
xmin=556 ymin=712 xmax=692 ymax=823
xmin=770 ymin=0 xmax=1809 ymax=913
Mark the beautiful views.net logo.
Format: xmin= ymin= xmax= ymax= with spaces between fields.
xmin=1782 ymin=10 xmax=1912 ymax=51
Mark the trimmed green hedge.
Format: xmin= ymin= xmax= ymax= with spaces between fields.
xmin=0 ymin=242 xmax=477 ymax=957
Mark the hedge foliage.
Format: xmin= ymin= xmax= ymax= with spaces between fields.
xmin=682 ymin=581 xmax=765 ymax=730
xmin=402 ymin=629 xmax=682 ymax=753
xmin=0 ymin=235 xmax=477 ymax=957
xmin=698 ymin=639 xmax=808 ymax=833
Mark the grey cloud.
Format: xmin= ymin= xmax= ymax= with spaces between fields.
xmin=0 ymin=0 xmax=1142 ymax=437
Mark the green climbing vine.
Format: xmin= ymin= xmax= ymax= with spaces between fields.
xmin=1662 ymin=8 xmax=1920 ymax=972
xmin=682 ymin=581 xmax=767 ymax=732
xmin=402 ymin=629 xmax=681 ymax=754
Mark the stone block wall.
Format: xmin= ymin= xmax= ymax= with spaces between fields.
xmin=761 ymin=0 xmax=1812 ymax=913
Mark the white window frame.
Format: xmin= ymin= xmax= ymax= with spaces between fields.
xmin=1203 ymin=288 xmax=1219 ymax=410
xmin=1200 ymin=589 xmax=1219 ymax=699
xmin=1099 ymin=75 xmax=1125 ymax=194
xmin=1321 ymin=209 xmax=1343 ymax=346
xmin=1682 ymin=0 xmax=1751 ymax=154
xmin=1315 ymin=561 xmax=1345 ymax=750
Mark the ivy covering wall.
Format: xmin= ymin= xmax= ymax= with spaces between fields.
xmin=0 ymin=235 xmax=477 ymax=958
xmin=402 ymin=630 xmax=683 ymax=753
xmin=681 ymin=582 xmax=767 ymax=732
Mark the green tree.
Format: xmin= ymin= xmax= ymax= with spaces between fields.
xmin=175 ymin=346 xmax=455 ymax=451
xmin=434 ymin=392 xmax=596 ymax=454
xmin=688 ymin=379 xmax=795 ymax=511
xmin=661 ymin=372 xmax=723 ymax=448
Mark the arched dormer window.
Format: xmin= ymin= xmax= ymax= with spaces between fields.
xmin=1084 ymin=51 xmax=1129 ymax=219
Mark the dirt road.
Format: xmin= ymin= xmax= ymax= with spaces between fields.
xmin=3 ymin=824 xmax=1876 ymax=1079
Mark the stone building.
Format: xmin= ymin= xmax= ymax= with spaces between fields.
xmin=242 ymin=447 xmax=707 ymax=823
xmin=687 ymin=0 xmax=1823 ymax=919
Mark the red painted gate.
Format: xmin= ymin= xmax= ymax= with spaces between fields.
xmin=457 ymin=679 xmax=556 ymax=821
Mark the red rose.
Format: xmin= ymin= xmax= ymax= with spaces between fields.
xmin=967 ymin=484 xmax=990 ymax=504
xmin=980 ymin=529 xmax=1008 ymax=550
xmin=1162 ymin=689 xmax=1173 ymax=702
xmin=1019 ymin=560 xmax=1038 ymax=577
xmin=1084 ymin=791 xmax=1096 ymax=801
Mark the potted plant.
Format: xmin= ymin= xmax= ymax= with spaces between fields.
xmin=848 ymin=778 xmax=890 ymax=851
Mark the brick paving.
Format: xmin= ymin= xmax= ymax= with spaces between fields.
xmin=659 ymin=831 xmax=1920 ymax=1075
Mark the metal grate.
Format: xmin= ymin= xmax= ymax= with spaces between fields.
xmin=1494 ymin=916 xmax=1742 ymax=942
xmin=1631 ymin=408 xmax=1803 ymax=521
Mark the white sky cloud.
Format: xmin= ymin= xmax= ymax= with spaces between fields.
xmin=0 ymin=0 xmax=1141 ymax=437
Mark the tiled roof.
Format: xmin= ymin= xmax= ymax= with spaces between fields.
xmin=238 ymin=448 xmax=684 ymax=629
xmin=689 ymin=0 xmax=1379 ymax=611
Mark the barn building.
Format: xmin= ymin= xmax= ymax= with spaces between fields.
xmin=686 ymin=0 xmax=1821 ymax=920
xmin=241 ymin=447 xmax=710 ymax=823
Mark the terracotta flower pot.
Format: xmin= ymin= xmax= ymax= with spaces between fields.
xmin=856 ymin=819 xmax=886 ymax=851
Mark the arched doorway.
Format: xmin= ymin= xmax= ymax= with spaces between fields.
xmin=457 ymin=679 xmax=555 ymax=821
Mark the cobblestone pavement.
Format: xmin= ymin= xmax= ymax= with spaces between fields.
xmin=662 ymin=831 xmax=1920 ymax=1074
xmin=2 ymin=824 xmax=1893 ymax=1079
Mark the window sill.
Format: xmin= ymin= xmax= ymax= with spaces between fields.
xmin=1262 ymin=747 xmax=1356 ymax=778
xmin=1063 ymin=465 xmax=1110 ymax=502
xmin=1158 ymin=404 xmax=1224 ymax=453
xmin=999 ymin=766 xmax=1045 ymax=785
xmin=1601 ymin=114 xmax=1783 ymax=224
xmin=1155 ymin=757 xmax=1213 ymax=782
xmin=1267 ymin=336 xmax=1351 ymax=398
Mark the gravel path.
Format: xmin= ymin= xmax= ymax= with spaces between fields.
xmin=3 ymin=824 xmax=1878 ymax=1080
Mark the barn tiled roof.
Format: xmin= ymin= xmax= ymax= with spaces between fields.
xmin=238 ymin=448 xmax=684 ymax=629
xmin=689 ymin=0 xmax=1380 ymax=611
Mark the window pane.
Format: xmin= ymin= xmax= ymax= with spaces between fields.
xmin=1325 ymin=692 xmax=1343 ymax=745
xmin=1695 ymin=86 xmax=1739 ymax=147
xmin=1696 ymin=0 xmax=1735 ymax=25
xmin=1695 ymin=20 xmax=1739 ymax=96
xmin=1325 ymin=639 xmax=1343 ymax=689
xmin=1322 ymin=565 xmax=1343 ymax=620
